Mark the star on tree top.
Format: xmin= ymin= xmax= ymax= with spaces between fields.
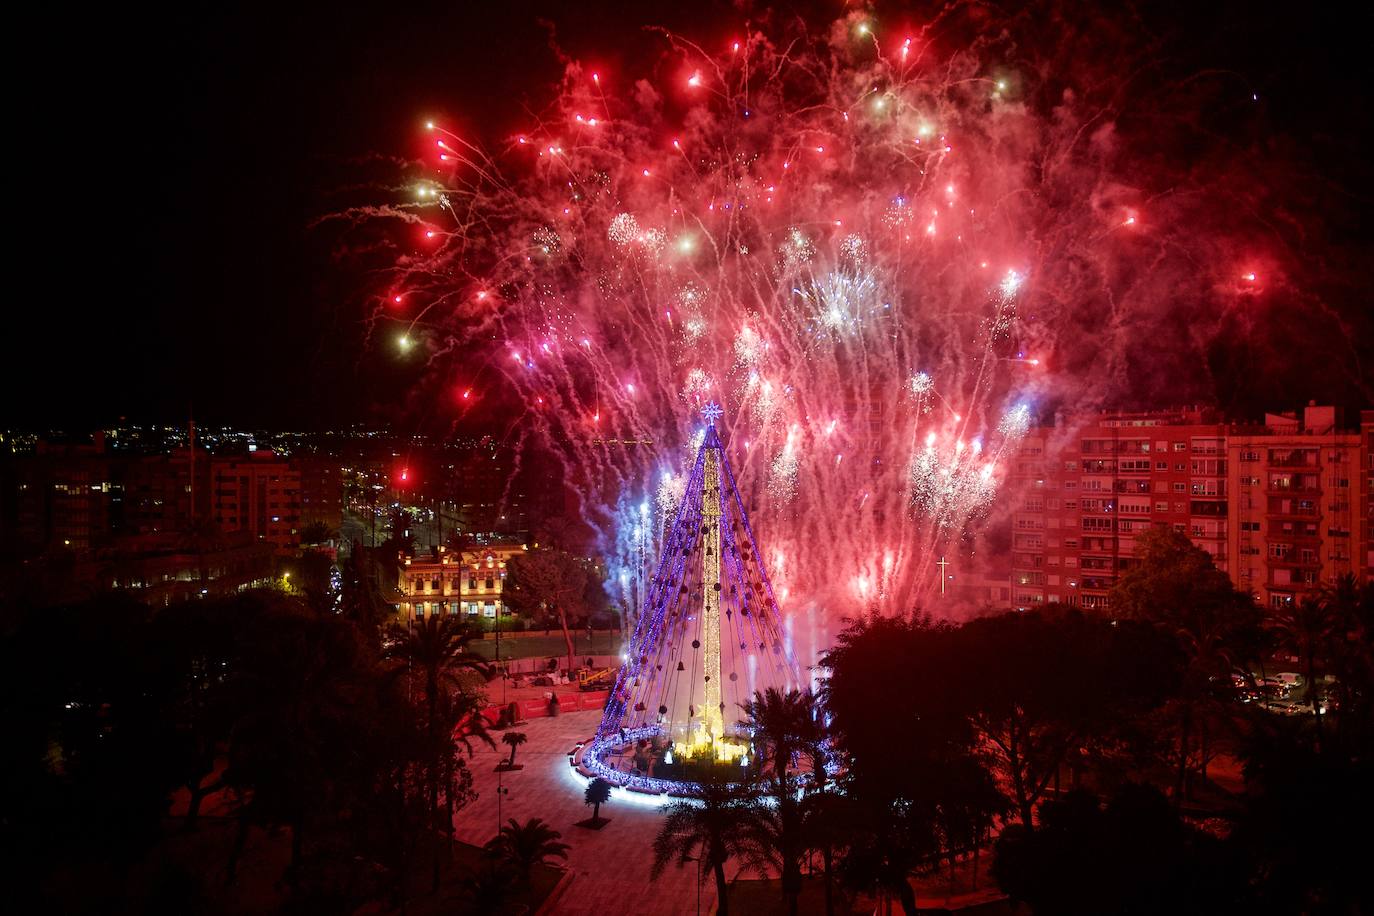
xmin=701 ymin=402 xmax=724 ymax=425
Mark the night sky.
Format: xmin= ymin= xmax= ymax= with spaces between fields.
xmin=11 ymin=0 xmax=1372 ymax=430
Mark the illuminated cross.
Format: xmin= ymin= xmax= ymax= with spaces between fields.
xmin=702 ymin=402 xmax=724 ymax=426
xmin=936 ymin=555 xmax=950 ymax=595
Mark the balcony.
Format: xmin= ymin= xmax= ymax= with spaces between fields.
xmin=1266 ymin=506 xmax=1318 ymax=520
xmin=1267 ymin=525 xmax=1321 ymax=540
xmin=1268 ymin=453 xmax=1319 ymax=468
xmin=1268 ymin=555 xmax=1322 ymax=569
xmin=1267 ymin=576 xmax=1319 ymax=591
xmin=1267 ymin=482 xmax=1320 ymax=495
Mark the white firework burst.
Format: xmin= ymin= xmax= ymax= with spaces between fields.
xmin=998 ymin=403 xmax=1031 ymax=438
xmin=804 ymin=268 xmax=882 ymax=336
xmin=608 ymin=212 xmax=640 ymax=247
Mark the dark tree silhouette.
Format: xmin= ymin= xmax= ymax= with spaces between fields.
xmin=739 ymin=687 xmax=824 ymax=915
xmin=1267 ymin=596 xmax=1338 ymax=731
xmin=651 ymin=778 xmax=770 ymax=916
xmin=504 ymin=548 xmax=591 ymax=676
xmin=958 ymin=608 xmax=1180 ymax=826
xmin=339 ymin=542 xmax=392 ymax=637
xmin=298 ymin=521 xmax=336 ymax=545
xmin=993 ymin=783 xmax=1245 ymax=915
xmin=1110 ymin=526 xmax=1260 ymax=797
xmin=484 ymin=817 xmax=570 ymax=886
xmin=1231 ymin=722 xmax=1374 ymax=913
xmin=821 ymin=615 xmax=981 ymax=914
xmin=385 ymin=614 xmax=492 ymax=890
xmin=798 ymin=789 xmax=860 ymax=916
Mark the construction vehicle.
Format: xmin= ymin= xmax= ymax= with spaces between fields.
xmin=578 ymin=667 xmax=614 ymax=691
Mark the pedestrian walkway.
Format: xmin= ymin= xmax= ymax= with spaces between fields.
xmin=454 ymin=709 xmax=722 ymax=915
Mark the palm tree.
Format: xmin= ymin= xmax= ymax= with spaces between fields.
xmin=1173 ymin=623 xmax=1243 ymax=797
xmin=740 ymin=687 xmax=823 ymax=915
xmin=386 ymin=614 xmax=490 ymax=728
xmin=501 ymin=731 xmax=528 ymax=768
xmin=339 ymin=542 xmax=391 ymax=636
xmin=386 ymin=614 xmax=491 ymax=889
xmin=1315 ymin=574 xmax=1374 ymax=735
xmin=740 ymin=687 xmax=827 ymax=789
xmin=438 ymin=685 xmax=494 ymax=828
xmin=584 ymin=776 xmax=612 ymax=823
xmin=485 ymin=817 xmax=571 ymax=885
xmin=462 ymin=859 xmax=517 ymax=914
xmin=651 ymin=778 xmax=771 ymax=916
xmin=1266 ymin=596 xmax=1337 ymax=734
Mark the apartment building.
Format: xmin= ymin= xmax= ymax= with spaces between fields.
xmin=295 ymin=454 xmax=343 ymax=532
xmin=2 ymin=433 xmax=121 ymax=552
xmin=1226 ymin=405 xmax=1360 ymax=608
xmin=210 ymin=450 xmax=302 ymax=552
xmin=122 ymin=446 xmax=209 ymax=534
xmin=1009 ymin=404 xmax=1372 ymax=611
xmin=1009 ymin=408 xmax=1229 ymax=610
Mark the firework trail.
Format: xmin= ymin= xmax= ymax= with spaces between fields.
xmin=354 ymin=6 xmax=1289 ymax=663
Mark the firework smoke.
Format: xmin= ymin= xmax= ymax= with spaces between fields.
xmin=352 ymin=5 xmax=1313 ymax=663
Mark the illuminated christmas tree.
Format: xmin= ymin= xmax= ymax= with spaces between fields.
xmin=592 ymin=403 xmax=803 ymax=773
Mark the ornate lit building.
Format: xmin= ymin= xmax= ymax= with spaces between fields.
xmin=395 ymin=542 xmax=526 ymax=622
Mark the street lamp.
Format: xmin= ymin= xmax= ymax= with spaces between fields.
xmin=495 ymin=601 xmax=505 ymax=704
xmin=684 ymin=855 xmax=702 ymax=914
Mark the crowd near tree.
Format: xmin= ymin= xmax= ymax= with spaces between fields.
xmin=2 ymin=526 xmax=1371 ymax=913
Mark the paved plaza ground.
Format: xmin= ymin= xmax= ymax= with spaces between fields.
xmin=456 ymin=709 xmax=725 ymax=915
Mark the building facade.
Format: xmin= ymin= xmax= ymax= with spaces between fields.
xmin=1010 ymin=404 xmax=1371 ymax=611
xmin=295 ymin=455 xmax=343 ymax=533
xmin=122 ymin=446 xmax=209 ymax=535
xmin=96 ymin=532 xmax=276 ymax=605
xmin=2 ymin=433 xmax=120 ymax=552
xmin=396 ymin=542 xmax=526 ymax=623
xmin=1226 ymin=405 xmax=1360 ymax=608
xmin=210 ymin=450 xmax=302 ymax=552
xmin=1009 ymin=408 xmax=1230 ymax=610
